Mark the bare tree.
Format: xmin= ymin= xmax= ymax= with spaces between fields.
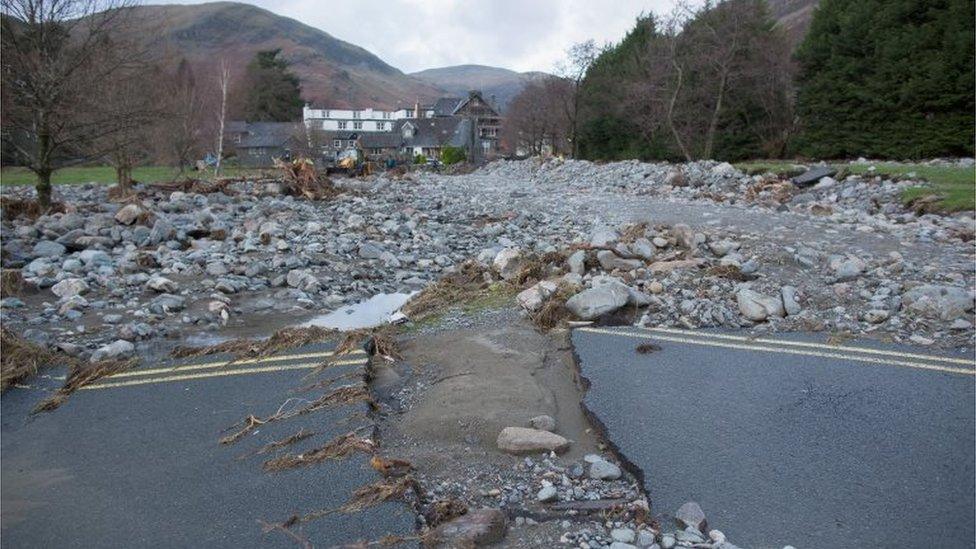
xmin=213 ymin=59 xmax=230 ymax=178
xmin=556 ymin=40 xmax=598 ymax=159
xmin=1 ymin=0 xmax=141 ymax=209
xmin=156 ymin=58 xmax=206 ymax=176
xmin=502 ymin=76 xmax=573 ymax=157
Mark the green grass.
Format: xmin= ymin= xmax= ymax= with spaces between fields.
xmin=0 ymin=166 xmax=269 ymax=186
xmin=734 ymin=160 xmax=975 ymax=212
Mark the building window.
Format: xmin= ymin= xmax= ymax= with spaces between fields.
xmin=348 ymin=140 xmax=356 ymax=147
xmin=376 ymin=122 xmax=385 ymax=131
xmin=333 ymin=139 xmax=341 ymax=148
xmin=383 ymin=112 xmax=390 ymax=119
xmin=338 ymin=121 xmax=347 ymax=129
xmin=353 ymin=111 xmax=360 ymax=119
xmin=324 ymin=110 xmax=330 ymax=117
xmin=353 ymin=121 xmax=363 ymax=130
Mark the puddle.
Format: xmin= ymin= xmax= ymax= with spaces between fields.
xmin=302 ymin=292 xmax=414 ymax=331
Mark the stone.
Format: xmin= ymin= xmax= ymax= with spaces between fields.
xmin=588 ymin=459 xmax=621 ymax=480
xmin=780 ymin=286 xmax=801 ymax=316
xmin=149 ymin=217 xmax=175 ymax=244
xmin=660 ymin=534 xmax=676 ymax=549
xmin=496 ymin=427 xmax=570 ymax=454
xmin=708 ymin=530 xmax=726 ymax=543
xmin=537 ymin=485 xmax=558 ymax=502
xmin=902 ymin=284 xmax=974 ymax=320
xmin=830 ymin=256 xmax=866 ymax=281
xmin=665 ymin=168 xmax=686 ymax=187
xmin=590 ymin=227 xmax=618 ymax=247
xmin=493 ymin=248 xmax=524 ymax=281
xmin=597 ymin=250 xmax=644 ymax=271
xmin=648 ymin=281 xmax=664 ymax=294
xmin=672 ymin=224 xmax=697 ymax=249
xmin=146 ymin=276 xmax=177 ymax=293
xmin=567 ymin=250 xmax=586 ymax=275
xmin=529 ymin=414 xmax=556 ymax=432
xmin=675 ymin=501 xmax=706 ymax=531
xmin=736 ymin=288 xmax=784 ymax=322
xmin=358 ymin=242 xmax=384 ymax=259
xmin=631 ymin=238 xmax=656 ymax=261
xmin=430 ymin=508 xmax=507 ymax=546
xmin=708 ymin=240 xmax=739 ymax=257
xmin=652 ymin=236 xmax=668 ymax=248
xmin=565 ymin=283 xmax=629 ymax=320
xmin=636 ymin=531 xmax=657 ymax=547
xmin=609 ymin=543 xmax=637 ymax=549
xmin=114 ymin=204 xmax=143 ymax=225
xmin=648 ymin=259 xmax=705 ymax=273
xmin=90 ymin=339 xmax=135 ymax=362
xmin=33 ymin=240 xmax=66 ymax=258
xmin=611 ymin=528 xmax=636 ymax=543
xmin=51 ymin=278 xmax=89 ymax=298
xmin=864 ymin=309 xmax=890 ymax=324
xmin=517 ymin=280 xmax=558 ymax=312
xmin=792 ymin=165 xmax=837 ymax=187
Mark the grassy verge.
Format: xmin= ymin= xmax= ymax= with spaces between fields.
xmin=0 ymin=165 xmax=269 ymax=186
xmin=734 ymin=160 xmax=975 ymax=212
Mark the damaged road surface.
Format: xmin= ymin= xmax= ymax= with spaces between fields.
xmin=0 ymin=343 xmax=415 ymax=547
xmin=572 ymin=326 xmax=975 ymax=549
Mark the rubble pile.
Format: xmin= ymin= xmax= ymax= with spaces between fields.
xmin=1 ymin=155 xmax=973 ymax=359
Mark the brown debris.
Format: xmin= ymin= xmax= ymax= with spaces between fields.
xmin=33 ymin=357 xmax=138 ymax=413
xmin=1 ymin=269 xmax=26 ymax=298
xmin=274 ymin=157 xmax=339 ymax=200
xmin=1 ymin=328 xmax=76 ymax=392
xmin=370 ymin=456 xmax=414 ymax=478
xmin=0 ymin=197 xmax=66 ymax=220
xmin=171 ymin=326 xmax=338 ymax=361
xmin=635 ymin=343 xmax=662 ymax=354
xmin=424 ymin=498 xmax=469 ymax=528
xmin=335 ymin=326 xmax=401 ymax=361
xmin=171 ymin=338 xmax=261 ymax=359
xmin=401 ymin=260 xmax=490 ymax=320
xmin=255 ymin=428 xmax=316 ymax=455
xmin=530 ymin=284 xmax=577 ymax=331
xmin=704 ymin=264 xmax=757 ymax=282
xmin=263 ymin=431 xmax=375 ymax=472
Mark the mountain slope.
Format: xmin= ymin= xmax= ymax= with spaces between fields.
xmin=126 ymin=2 xmax=445 ymax=110
xmin=767 ymin=0 xmax=819 ymax=48
xmin=411 ymin=65 xmax=549 ymax=111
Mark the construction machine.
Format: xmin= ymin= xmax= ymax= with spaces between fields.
xmin=327 ymin=148 xmax=373 ymax=177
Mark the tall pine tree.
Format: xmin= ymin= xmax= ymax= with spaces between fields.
xmin=795 ymin=0 xmax=974 ymax=159
xmin=240 ymin=49 xmax=304 ymax=122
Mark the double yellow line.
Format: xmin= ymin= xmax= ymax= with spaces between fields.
xmin=576 ymin=326 xmax=976 ymax=376
xmin=81 ymin=349 xmax=368 ymax=390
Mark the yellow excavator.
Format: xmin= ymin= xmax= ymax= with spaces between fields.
xmin=328 ymin=148 xmax=372 ymax=177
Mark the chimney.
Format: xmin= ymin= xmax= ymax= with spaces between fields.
xmin=413 ymin=100 xmax=420 ymax=119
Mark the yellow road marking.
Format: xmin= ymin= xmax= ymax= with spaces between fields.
xmin=642 ymin=326 xmax=975 ymax=365
xmin=108 ymin=349 xmax=365 ymax=379
xmin=81 ymin=358 xmax=367 ymax=390
xmin=577 ymin=327 xmax=976 ymax=376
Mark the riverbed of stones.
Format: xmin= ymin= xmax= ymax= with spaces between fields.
xmin=1 ymin=156 xmax=973 ymax=360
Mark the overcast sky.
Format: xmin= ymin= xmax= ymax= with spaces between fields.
xmin=152 ymin=0 xmax=676 ymax=73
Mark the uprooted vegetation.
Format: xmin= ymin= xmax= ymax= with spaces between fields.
xmin=33 ymin=357 xmax=138 ymax=413
xmin=274 ymin=157 xmax=339 ymax=200
xmin=1 ymin=269 xmax=27 ymax=298
xmin=1 ymin=329 xmax=75 ymax=391
xmin=171 ymin=326 xmax=340 ymax=361
xmin=262 ymin=429 xmax=375 ymax=472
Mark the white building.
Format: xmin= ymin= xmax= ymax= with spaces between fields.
xmin=303 ymin=104 xmax=435 ymax=132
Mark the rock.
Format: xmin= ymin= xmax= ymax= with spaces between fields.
xmin=590 ymin=227 xmax=618 ymax=247
xmin=51 ymin=278 xmax=89 ymax=298
xmin=652 ymin=236 xmax=668 ymax=248
xmin=358 ymin=242 xmax=384 ymax=259
xmin=708 ymin=240 xmax=739 ymax=257
xmin=33 ymin=240 xmax=66 ymax=258
xmin=792 ymin=165 xmax=837 ymax=187
xmin=710 ymin=162 xmax=736 ymax=177
xmin=902 ymin=284 xmax=974 ymax=320
xmin=496 ymin=427 xmax=570 ymax=454
xmin=146 ymin=276 xmax=177 ymax=293
xmin=78 ymin=250 xmax=111 ymax=267
xmin=609 ymin=543 xmax=638 ymax=549
xmin=565 ymin=283 xmax=629 ymax=320
xmin=597 ymin=250 xmax=644 ymax=271
xmin=148 ymin=217 xmax=175 ymax=244
xmin=528 ymin=414 xmax=556 ymax=432
xmin=648 ymin=281 xmax=664 ymax=294
xmin=780 ymin=286 xmax=801 ymax=316
xmin=675 ymin=501 xmax=706 ymax=531
xmin=611 ymin=528 xmax=636 ymax=543
xmin=736 ymin=288 xmax=784 ymax=321
xmin=567 ymin=250 xmax=586 ymax=275
xmin=648 ymin=259 xmax=705 ymax=273
xmin=864 ymin=309 xmax=890 ymax=324
xmin=830 ymin=255 xmax=866 ymax=281
xmin=636 ymin=530 xmax=657 ymax=547
xmin=709 ymin=530 xmax=726 ymax=543
xmin=90 ymin=339 xmax=134 ymax=362
xmin=660 ymin=533 xmax=676 ymax=549
xmin=665 ymin=168 xmax=687 ymax=187
xmin=672 ymin=224 xmax=697 ymax=249
xmin=493 ymin=248 xmax=524 ymax=281
xmin=588 ymin=459 xmax=621 ymax=480
xmin=631 ymin=238 xmax=656 ymax=261
xmin=114 ymin=203 xmax=143 ymax=225
xmin=430 ymin=508 xmax=507 ymax=546
xmin=536 ymin=485 xmax=558 ymax=502
xmin=516 ymin=280 xmax=558 ymax=312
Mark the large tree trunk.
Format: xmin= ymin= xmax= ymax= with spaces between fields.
xmin=703 ymin=71 xmax=729 ymax=160
xmin=666 ymin=60 xmax=694 ymax=162
xmin=116 ymin=163 xmax=132 ymax=190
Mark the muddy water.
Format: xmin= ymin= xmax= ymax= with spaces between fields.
xmin=301 ymin=292 xmax=414 ymax=330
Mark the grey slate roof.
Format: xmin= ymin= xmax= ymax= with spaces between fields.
xmin=235 ymin=122 xmax=304 ymax=148
xmin=396 ymin=117 xmax=472 ymax=148
xmin=432 ymin=97 xmax=463 ymax=116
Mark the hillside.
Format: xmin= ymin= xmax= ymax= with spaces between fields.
xmin=126 ymin=2 xmax=445 ymax=110
xmin=411 ymin=65 xmax=549 ymax=111
xmin=767 ymin=0 xmax=819 ymax=48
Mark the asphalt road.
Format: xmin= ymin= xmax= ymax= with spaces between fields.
xmin=572 ymin=326 xmax=976 ymax=549
xmin=1 ymin=343 xmax=415 ymax=548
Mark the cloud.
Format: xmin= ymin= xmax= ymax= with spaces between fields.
xmin=151 ymin=0 xmax=675 ymax=73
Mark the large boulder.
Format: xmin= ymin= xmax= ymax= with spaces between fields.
xmin=565 ymin=282 xmax=629 ymax=320
xmin=902 ymin=285 xmax=974 ymax=320
xmin=736 ymin=288 xmax=785 ymax=322
xmin=496 ymin=427 xmax=570 ymax=454
xmin=33 ymin=240 xmax=66 ymax=258
xmin=597 ymin=250 xmax=644 ymax=272
xmin=429 ymin=508 xmax=507 ymax=546
xmin=51 ymin=278 xmax=89 ymax=298
xmin=90 ymin=339 xmax=135 ymax=362
xmin=516 ymin=280 xmax=558 ymax=312
xmin=114 ymin=203 xmax=144 ymax=225
xmin=492 ymin=248 xmax=524 ymax=281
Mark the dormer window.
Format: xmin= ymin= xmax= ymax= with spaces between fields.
xmin=402 ymin=122 xmax=414 ymax=138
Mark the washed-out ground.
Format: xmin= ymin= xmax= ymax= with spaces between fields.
xmin=2 ymin=157 xmax=974 ymax=547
